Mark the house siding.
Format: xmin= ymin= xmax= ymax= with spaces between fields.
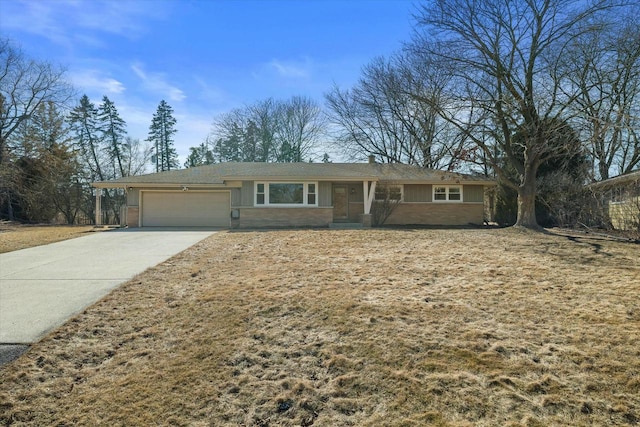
xmin=402 ymin=184 xmax=483 ymax=203
xmin=128 ymin=188 xmax=139 ymax=205
xmin=464 ymin=185 xmax=484 ymax=203
xmin=609 ymin=197 xmax=640 ymax=230
xmin=599 ymin=177 xmax=640 ymax=231
xmin=385 ymin=203 xmax=485 ymax=225
xmin=237 ymin=207 xmax=333 ymax=228
xmin=241 ymin=181 xmax=254 ymax=206
xmin=404 ymin=184 xmax=432 ymax=202
xmin=319 ymin=181 xmax=332 ymax=207
xmin=230 ymin=188 xmax=241 ymax=207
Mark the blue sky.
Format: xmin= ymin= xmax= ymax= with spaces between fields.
xmin=1 ymin=0 xmax=416 ymax=162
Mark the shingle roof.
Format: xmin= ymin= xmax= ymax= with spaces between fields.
xmin=589 ymin=169 xmax=640 ymax=189
xmin=93 ymin=162 xmax=495 ymax=187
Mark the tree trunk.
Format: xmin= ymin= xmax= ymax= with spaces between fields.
xmin=514 ymin=166 xmax=541 ymax=229
xmin=7 ymin=193 xmax=14 ymax=221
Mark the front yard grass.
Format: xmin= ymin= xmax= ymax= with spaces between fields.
xmin=0 ymin=222 xmax=95 ymax=254
xmin=1 ymin=228 xmax=638 ymax=426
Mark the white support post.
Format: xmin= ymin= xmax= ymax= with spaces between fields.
xmin=95 ymin=188 xmax=102 ymax=226
xmin=363 ymin=180 xmax=377 ymax=215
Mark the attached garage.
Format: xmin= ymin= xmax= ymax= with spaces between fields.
xmin=140 ymin=191 xmax=230 ymax=227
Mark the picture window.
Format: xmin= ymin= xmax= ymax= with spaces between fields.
xmin=255 ymin=182 xmax=318 ymax=206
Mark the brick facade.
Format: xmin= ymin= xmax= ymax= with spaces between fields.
xmin=237 ymin=207 xmax=333 ymax=228
xmin=385 ymin=203 xmax=485 ymax=226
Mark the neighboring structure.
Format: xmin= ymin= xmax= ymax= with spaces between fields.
xmin=590 ymin=170 xmax=640 ymax=231
xmin=92 ymin=161 xmax=495 ymax=228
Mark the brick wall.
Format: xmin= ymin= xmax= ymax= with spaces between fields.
xmin=385 ymin=203 xmax=485 ymax=225
xmin=127 ymin=207 xmax=139 ymax=227
xmin=238 ymin=207 xmax=333 ymax=228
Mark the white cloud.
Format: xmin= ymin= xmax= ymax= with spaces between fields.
xmin=268 ymin=58 xmax=312 ymax=79
xmin=72 ymin=1 xmax=164 ymax=36
xmin=193 ymin=77 xmax=226 ymax=105
xmin=70 ymin=69 xmax=125 ymax=95
xmin=2 ymin=0 xmax=170 ymax=47
xmin=131 ymin=63 xmax=186 ymax=103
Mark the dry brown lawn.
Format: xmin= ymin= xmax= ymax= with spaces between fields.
xmin=0 ymin=222 xmax=95 ymax=254
xmin=0 ymin=228 xmax=639 ymax=426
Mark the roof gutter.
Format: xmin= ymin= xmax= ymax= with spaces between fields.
xmin=92 ymin=177 xmax=497 ymax=188
xmin=92 ymin=182 xmax=227 ymax=189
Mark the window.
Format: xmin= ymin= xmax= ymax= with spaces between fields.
xmin=448 ymin=186 xmax=461 ymax=201
xmin=433 ymin=185 xmax=463 ymax=202
xmin=308 ymin=183 xmax=316 ymax=205
xmin=375 ymin=185 xmax=402 ymax=201
xmin=255 ymin=182 xmax=318 ymax=206
xmin=269 ymin=183 xmax=303 ymax=204
xmin=256 ymin=183 xmax=265 ymax=205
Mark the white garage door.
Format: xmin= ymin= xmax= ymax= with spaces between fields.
xmin=141 ymin=191 xmax=230 ymax=227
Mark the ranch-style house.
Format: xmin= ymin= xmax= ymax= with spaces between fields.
xmin=92 ymin=161 xmax=496 ymax=228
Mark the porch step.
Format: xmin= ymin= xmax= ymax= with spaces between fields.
xmin=329 ymin=222 xmax=363 ymax=229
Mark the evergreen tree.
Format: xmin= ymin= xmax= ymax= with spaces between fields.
xmin=68 ymin=95 xmax=104 ymax=181
xmin=147 ymin=100 xmax=178 ymax=172
xmin=69 ymin=95 xmax=126 ymax=224
xmin=184 ymin=142 xmax=214 ymax=168
xmin=98 ymin=96 xmax=127 ymax=178
xmin=11 ymin=101 xmax=81 ymax=222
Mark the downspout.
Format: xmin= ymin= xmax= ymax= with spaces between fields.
xmin=95 ymin=188 xmax=102 ymax=226
xmin=122 ymin=185 xmax=128 ymax=227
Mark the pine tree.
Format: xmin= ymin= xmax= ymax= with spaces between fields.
xmin=98 ymin=96 xmax=127 ymax=178
xmin=184 ymin=142 xmax=215 ymax=168
xmin=11 ymin=101 xmax=80 ymax=222
xmin=68 ymin=95 xmax=104 ymax=181
xmin=147 ymin=100 xmax=178 ymax=172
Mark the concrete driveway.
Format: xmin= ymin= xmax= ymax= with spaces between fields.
xmin=0 ymin=229 xmax=216 ymax=360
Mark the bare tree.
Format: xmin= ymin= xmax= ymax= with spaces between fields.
xmin=249 ymin=98 xmax=281 ymax=162
xmin=277 ymin=96 xmax=326 ymax=162
xmin=562 ymin=11 xmax=640 ymax=180
xmin=325 ymin=53 xmax=468 ymax=169
xmin=371 ymin=185 xmax=402 ymax=226
xmin=0 ymin=38 xmax=73 ymax=164
xmin=123 ymin=136 xmax=152 ymax=176
xmin=209 ymin=96 xmax=325 ymax=163
xmin=413 ymin=0 xmax=619 ymax=229
xmin=0 ymin=38 xmax=73 ymax=219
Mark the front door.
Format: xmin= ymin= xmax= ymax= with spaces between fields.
xmin=333 ymin=185 xmax=348 ymax=221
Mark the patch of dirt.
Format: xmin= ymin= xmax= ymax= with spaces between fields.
xmin=0 ymin=228 xmax=638 ymax=426
xmin=0 ymin=222 xmax=97 ymax=254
